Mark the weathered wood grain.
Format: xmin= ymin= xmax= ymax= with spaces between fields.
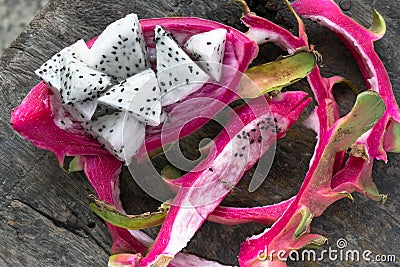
xmin=0 ymin=0 xmax=398 ymax=266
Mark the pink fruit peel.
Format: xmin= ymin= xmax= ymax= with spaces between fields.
xmin=239 ymin=90 xmax=385 ymax=266
xmin=291 ymin=0 xmax=400 ymax=162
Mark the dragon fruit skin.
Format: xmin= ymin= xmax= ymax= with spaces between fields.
xmin=140 ymin=91 xmax=311 ymax=267
xmin=234 ymin=1 xmax=399 ymax=266
xmin=291 ymin=0 xmax=400 ymax=162
xmin=10 ymin=83 xmax=111 ymax=166
xmin=239 ymin=91 xmax=385 ymax=267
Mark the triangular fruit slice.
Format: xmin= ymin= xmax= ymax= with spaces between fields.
xmin=184 ymin=28 xmax=227 ymax=82
xmin=86 ymin=14 xmax=150 ymax=80
xmin=83 ymin=112 xmax=145 ymax=164
xmin=154 ymin=25 xmax=210 ymax=106
xmin=98 ymin=69 xmax=162 ymax=126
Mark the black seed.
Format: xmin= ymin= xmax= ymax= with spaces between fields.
xmin=152 ymin=86 xmax=156 ymax=91
xmin=118 ymin=99 xmax=123 ymax=102
xmin=250 ymin=139 xmax=255 ymax=144
xmin=234 ymin=153 xmax=238 ymax=157
xmin=239 ymin=154 xmax=243 ymax=157
xmin=207 ymin=42 xmax=212 ymax=45
xmin=237 ymin=135 xmax=241 ymax=139
xmin=209 ymin=168 xmax=213 ymax=172
xmin=140 ymin=107 xmax=144 ymax=111
xmin=242 ymin=146 xmax=246 ymax=150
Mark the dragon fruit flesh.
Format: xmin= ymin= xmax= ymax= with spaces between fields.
xmin=98 ymin=68 xmax=162 ymax=126
xmin=35 ymin=39 xmax=109 ymax=122
xmin=83 ymin=112 xmax=145 ymax=164
xmin=154 ymin=25 xmax=211 ymax=106
xmin=86 ymin=14 xmax=150 ymax=80
xmin=184 ymin=28 xmax=227 ymax=82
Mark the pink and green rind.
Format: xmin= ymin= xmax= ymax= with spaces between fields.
xmin=291 ymin=0 xmax=400 ymax=162
xmin=238 ymin=91 xmax=386 ymax=267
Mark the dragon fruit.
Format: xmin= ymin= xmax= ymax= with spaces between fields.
xmin=83 ymin=112 xmax=145 ymax=164
xmin=86 ymin=14 xmax=150 ymax=80
xmin=154 ymin=25 xmax=211 ymax=106
xmin=59 ymin=52 xmax=111 ymax=104
xmin=35 ymin=39 xmax=110 ymax=122
xmin=98 ymin=69 xmax=162 ymax=126
xmin=184 ymin=28 xmax=227 ymax=82
xmin=35 ymin=38 xmax=112 ymax=105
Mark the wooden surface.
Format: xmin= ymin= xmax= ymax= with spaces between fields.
xmin=0 ymin=0 xmax=399 ymax=266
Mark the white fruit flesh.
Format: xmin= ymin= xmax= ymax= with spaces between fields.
xmin=184 ymin=28 xmax=227 ymax=82
xmin=154 ymin=25 xmax=210 ymax=106
xmin=98 ymin=69 xmax=162 ymax=126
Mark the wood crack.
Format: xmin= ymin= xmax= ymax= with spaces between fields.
xmin=13 ymin=198 xmax=110 ymax=254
